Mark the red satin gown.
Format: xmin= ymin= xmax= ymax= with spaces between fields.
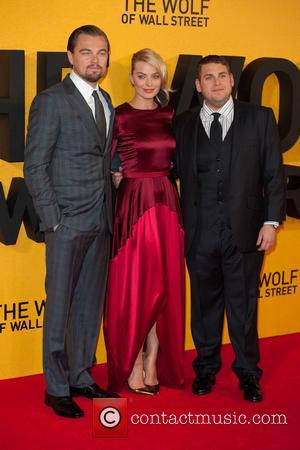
xmin=104 ymin=103 xmax=185 ymax=391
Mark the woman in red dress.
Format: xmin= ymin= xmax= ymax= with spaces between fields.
xmin=104 ymin=49 xmax=185 ymax=394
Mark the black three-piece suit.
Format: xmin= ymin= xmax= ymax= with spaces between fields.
xmin=175 ymin=100 xmax=285 ymax=379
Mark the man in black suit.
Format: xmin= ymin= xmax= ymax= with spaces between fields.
xmin=24 ymin=25 xmax=118 ymax=418
xmin=174 ymin=55 xmax=285 ymax=402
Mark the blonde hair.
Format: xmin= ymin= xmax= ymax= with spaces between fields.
xmin=131 ymin=48 xmax=170 ymax=106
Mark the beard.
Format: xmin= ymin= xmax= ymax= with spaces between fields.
xmin=83 ymin=65 xmax=105 ymax=83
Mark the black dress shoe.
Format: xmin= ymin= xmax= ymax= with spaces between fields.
xmin=45 ymin=393 xmax=84 ymax=418
xmin=192 ymin=374 xmax=216 ymax=395
xmin=70 ymin=383 xmax=120 ymax=399
xmin=239 ymin=375 xmax=263 ymax=402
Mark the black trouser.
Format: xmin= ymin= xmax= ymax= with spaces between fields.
xmin=186 ymin=223 xmax=264 ymax=380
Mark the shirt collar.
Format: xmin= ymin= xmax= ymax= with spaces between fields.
xmin=69 ymin=70 xmax=99 ymax=103
xmin=202 ymin=96 xmax=234 ymax=118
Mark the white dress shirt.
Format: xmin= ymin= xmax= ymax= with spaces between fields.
xmin=200 ymin=96 xmax=234 ymax=141
xmin=69 ymin=70 xmax=110 ymax=136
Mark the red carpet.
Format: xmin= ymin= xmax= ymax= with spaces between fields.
xmin=0 ymin=333 xmax=299 ymax=450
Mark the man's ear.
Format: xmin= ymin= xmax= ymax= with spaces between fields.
xmin=195 ymin=78 xmax=201 ymax=93
xmin=67 ymin=50 xmax=73 ymax=66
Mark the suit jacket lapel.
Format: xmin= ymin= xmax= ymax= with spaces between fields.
xmin=62 ymin=75 xmax=106 ymax=152
xmin=230 ymin=100 xmax=245 ymax=167
xmin=186 ymin=110 xmax=201 ymax=178
xmin=100 ymin=88 xmax=115 ymax=154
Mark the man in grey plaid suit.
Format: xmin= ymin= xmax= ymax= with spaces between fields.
xmin=24 ymin=25 xmax=119 ymax=419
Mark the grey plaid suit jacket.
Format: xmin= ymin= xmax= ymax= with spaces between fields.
xmin=24 ymin=74 xmax=114 ymax=233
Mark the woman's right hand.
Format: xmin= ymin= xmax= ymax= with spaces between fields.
xmin=111 ymin=171 xmax=123 ymax=189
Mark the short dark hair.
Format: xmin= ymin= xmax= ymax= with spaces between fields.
xmin=67 ymin=25 xmax=110 ymax=53
xmin=197 ymin=55 xmax=231 ymax=77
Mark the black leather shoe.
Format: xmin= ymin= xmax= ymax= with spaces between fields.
xmin=239 ymin=376 xmax=263 ymax=402
xmin=45 ymin=393 xmax=84 ymax=418
xmin=192 ymin=374 xmax=216 ymax=395
xmin=70 ymin=383 xmax=120 ymax=399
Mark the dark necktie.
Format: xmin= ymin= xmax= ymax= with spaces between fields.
xmin=210 ymin=112 xmax=222 ymax=147
xmin=92 ymin=90 xmax=106 ymax=148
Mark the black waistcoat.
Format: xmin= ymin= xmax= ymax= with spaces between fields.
xmin=196 ymin=120 xmax=234 ymax=230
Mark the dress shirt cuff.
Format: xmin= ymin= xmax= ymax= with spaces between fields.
xmin=264 ymin=221 xmax=280 ymax=228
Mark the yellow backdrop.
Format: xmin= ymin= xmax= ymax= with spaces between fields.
xmin=0 ymin=0 xmax=299 ymax=379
